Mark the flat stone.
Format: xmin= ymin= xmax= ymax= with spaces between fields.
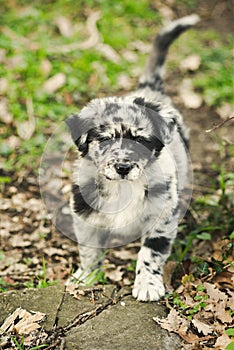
xmin=65 ymin=294 xmax=182 ymax=350
xmin=0 ymin=285 xmax=65 ymax=330
xmin=0 ymin=285 xmax=183 ymax=349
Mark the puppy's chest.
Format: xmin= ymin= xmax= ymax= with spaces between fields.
xmin=96 ymin=181 xmax=146 ymax=229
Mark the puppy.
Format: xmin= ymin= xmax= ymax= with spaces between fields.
xmin=66 ymin=14 xmax=199 ymax=301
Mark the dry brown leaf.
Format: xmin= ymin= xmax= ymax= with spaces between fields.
xmin=0 ymin=77 xmax=8 ymax=94
xmin=121 ymin=50 xmax=138 ymax=63
xmin=216 ymin=103 xmax=233 ymax=120
xmin=117 ymin=74 xmax=133 ymax=90
xmin=180 ymin=54 xmax=201 ymax=72
xmin=44 ymin=247 xmax=65 ymax=257
xmin=43 ymin=73 xmax=66 ymax=94
xmin=179 ymin=78 xmax=202 ymax=109
xmin=40 ymin=59 xmax=52 ymax=77
xmin=130 ymin=41 xmax=151 ymax=54
xmin=66 ymin=282 xmax=81 ymax=300
xmin=0 ymin=98 xmax=13 ymax=124
xmin=105 ymin=266 xmax=124 ymax=282
xmin=96 ymin=43 xmax=121 ymax=64
xmin=16 ymin=98 xmax=36 ymax=140
xmin=215 ymin=300 xmax=233 ymax=323
xmin=55 ymin=16 xmax=74 ymax=37
xmin=153 ymin=308 xmax=189 ymax=334
xmin=0 ymin=307 xmax=46 ymax=335
xmin=204 ymin=282 xmax=228 ymax=303
xmin=191 ymin=317 xmax=213 ymax=335
xmin=113 ymin=249 xmax=137 ymax=261
xmin=215 ymin=333 xmax=233 ymax=349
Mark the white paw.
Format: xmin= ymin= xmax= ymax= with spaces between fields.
xmin=132 ymin=272 xmax=165 ymax=302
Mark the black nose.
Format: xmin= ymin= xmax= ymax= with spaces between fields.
xmin=114 ymin=163 xmax=132 ymax=176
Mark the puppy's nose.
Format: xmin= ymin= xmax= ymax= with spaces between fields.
xmin=114 ymin=163 xmax=132 ymax=176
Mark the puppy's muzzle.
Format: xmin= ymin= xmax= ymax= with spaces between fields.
xmin=114 ymin=162 xmax=133 ymax=176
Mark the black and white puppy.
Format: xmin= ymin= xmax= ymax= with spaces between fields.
xmin=66 ymin=14 xmax=199 ymax=301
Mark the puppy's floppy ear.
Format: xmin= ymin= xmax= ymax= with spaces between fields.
xmin=65 ymin=113 xmax=94 ymax=156
xmin=133 ymin=97 xmax=176 ymax=145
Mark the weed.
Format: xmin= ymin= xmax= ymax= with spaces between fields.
xmin=24 ymin=258 xmax=57 ymax=289
xmin=165 ymin=284 xmax=209 ymax=320
xmin=11 ymin=335 xmax=47 ymax=350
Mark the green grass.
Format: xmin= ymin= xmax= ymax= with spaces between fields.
xmin=1 ymin=1 xmax=232 ymax=173
xmin=0 ymin=0 xmax=160 ymax=173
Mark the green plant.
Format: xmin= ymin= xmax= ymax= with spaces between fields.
xmin=11 ymin=335 xmax=47 ymax=350
xmin=24 ymin=258 xmax=57 ymax=289
xmin=193 ymin=34 xmax=233 ymax=107
xmin=166 ymin=284 xmax=208 ymax=320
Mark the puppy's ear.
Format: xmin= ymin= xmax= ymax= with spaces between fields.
xmin=66 ymin=113 xmax=91 ymax=156
xmin=133 ymin=97 xmax=176 ymax=145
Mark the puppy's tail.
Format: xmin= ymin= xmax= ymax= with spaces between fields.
xmin=138 ymin=14 xmax=200 ymax=92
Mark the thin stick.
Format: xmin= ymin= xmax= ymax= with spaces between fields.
xmin=205 ymin=114 xmax=234 ymax=133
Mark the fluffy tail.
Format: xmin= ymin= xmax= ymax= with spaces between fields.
xmin=138 ymin=14 xmax=200 ymax=91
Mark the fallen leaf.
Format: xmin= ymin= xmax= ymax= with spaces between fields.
xmin=122 ymin=49 xmax=138 ymax=63
xmin=204 ymin=282 xmax=228 ymax=303
xmin=192 ymin=317 xmax=213 ymax=335
xmin=179 ymin=78 xmax=202 ymax=109
xmin=43 ymin=73 xmax=66 ymax=94
xmin=180 ymin=54 xmax=201 ymax=72
xmin=105 ymin=266 xmax=124 ymax=282
xmin=153 ymin=308 xmax=190 ymax=334
xmin=215 ymin=334 xmax=233 ymax=349
xmin=16 ymin=98 xmax=35 ymax=140
xmin=0 ymin=307 xmax=46 ymax=335
xmin=96 ymin=43 xmax=121 ymax=64
xmin=216 ymin=103 xmax=233 ymax=120
xmin=44 ymin=247 xmax=65 ymax=257
xmin=0 ymin=98 xmax=13 ymax=124
xmin=215 ymin=300 xmax=233 ymax=323
xmin=66 ymin=282 xmax=81 ymax=300
xmin=117 ymin=74 xmax=133 ymax=90
xmin=40 ymin=59 xmax=52 ymax=77
xmin=113 ymin=249 xmax=137 ymax=261
xmin=55 ymin=16 xmax=74 ymax=37
xmin=0 ymin=77 xmax=8 ymax=94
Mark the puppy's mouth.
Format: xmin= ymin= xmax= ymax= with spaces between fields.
xmin=103 ymin=161 xmax=141 ymax=181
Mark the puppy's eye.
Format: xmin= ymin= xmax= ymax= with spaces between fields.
xmin=135 ymin=136 xmax=145 ymax=143
xmin=98 ymin=135 xmax=112 ymax=142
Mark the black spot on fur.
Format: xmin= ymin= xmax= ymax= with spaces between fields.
xmin=104 ymin=103 xmax=121 ymax=115
xmin=72 ymin=183 xmax=96 ymax=217
xmin=137 ymin=74 xmax=164 ymax=92
xmin=144 ymin=236 xmax=170 ymax=254
xmin=172 ymin=203 xmax=180 ymax=216
xmin=133 ymin=98 xmax=161 ymax=113
xmin=149 ymin=182 xmax=170 ymax=197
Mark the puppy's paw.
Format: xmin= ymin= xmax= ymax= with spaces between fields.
xmin=132 ymin=272 xmax=165 ymax=302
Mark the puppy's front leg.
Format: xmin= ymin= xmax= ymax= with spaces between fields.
xmin=68 ymin=245 xmax=104 ymax=285
xmin=132 ymin=225 xmax=177 ymax=301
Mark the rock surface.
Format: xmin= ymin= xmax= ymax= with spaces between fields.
xmin=0 ymin=284 xmax=183 ymax=349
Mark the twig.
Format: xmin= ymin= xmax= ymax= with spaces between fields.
xmin=205 ymin=114 xmax=234 ymax=133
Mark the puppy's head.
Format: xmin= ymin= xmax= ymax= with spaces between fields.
xmin=66 ymin=96 xmax=175 ymax=181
